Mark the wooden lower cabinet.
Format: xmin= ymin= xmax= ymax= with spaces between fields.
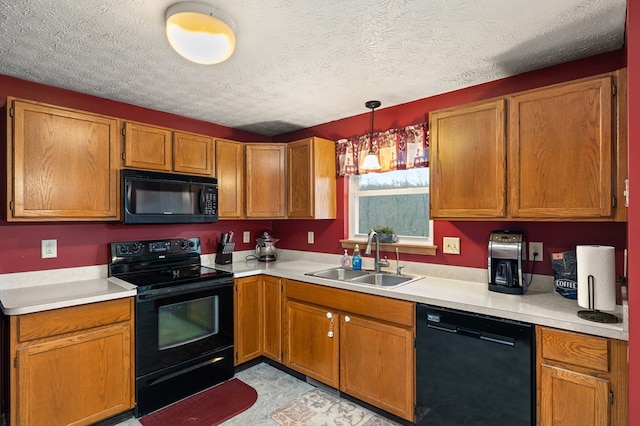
xmin=537 ymin=326 xmax=628 ymax=426
xmin=234 ymin=275 xmax=283 ymax=365
xmin=285 ymin=300 xmax=340 ymax=387
xmin=284 ymin=279 xmax=415 ymax=421
xmin=262 ymin=275 xmax=283 ymax=362
xmin=9 ymin=298 xmax=134 ymax=426
xmin=234 ymin=275 xmax=264 ymax=364
xmin=340 ymin=314 xmax=414 ymax=419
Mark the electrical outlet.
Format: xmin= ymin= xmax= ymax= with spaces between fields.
xmin=243 ymin=231 xmax=250 ymax=243
xmin=443 ymin=237 xmax=460 ymax=254
xmin=529 ymin=242 xmax=543 ymax=262
xmin=41 ymin=239 xmax=57 ymax=258
xmin=308 ymin=231 xmax=315 ymax=244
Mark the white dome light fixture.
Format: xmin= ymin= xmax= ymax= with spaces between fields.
xmin=165 ymin=2 xmax=236 ymax=65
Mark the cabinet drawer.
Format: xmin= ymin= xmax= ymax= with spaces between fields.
xmin=285 ymin=280 xmax=414 ymax=328
xmin=16 ymin=298 xmax=133 ymax=342
xmin=539 ymin=327 xmax=609 ymax=372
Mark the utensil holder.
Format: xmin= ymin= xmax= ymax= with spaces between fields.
xmin=215 ymin=242 xmax=235 ymax=265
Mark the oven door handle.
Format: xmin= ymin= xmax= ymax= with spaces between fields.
xmin=137 ymin=280 xmax=232 ymax=301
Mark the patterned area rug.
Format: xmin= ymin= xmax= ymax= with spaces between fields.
xmin=270 ymin=389 xmax=399 ymax=426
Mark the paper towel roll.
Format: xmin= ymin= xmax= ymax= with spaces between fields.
xmin=576 ymin=245 xmax=616 ymax=311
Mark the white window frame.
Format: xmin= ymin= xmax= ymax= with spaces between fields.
xmin=348 ymin=172 xmax=434 ymax=246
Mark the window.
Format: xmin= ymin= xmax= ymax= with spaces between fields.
xmin=349 ymin=168 xmax=433 ymax=245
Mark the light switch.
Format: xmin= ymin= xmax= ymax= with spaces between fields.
xmin=443 ymin=237 xmax=460 ymax=255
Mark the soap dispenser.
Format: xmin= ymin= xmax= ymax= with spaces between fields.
xmin=341 ymin=249 xmax=351 ymax=269
xmin=352 ymin=244 xmax=362 ymax=270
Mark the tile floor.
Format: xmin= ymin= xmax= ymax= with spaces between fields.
xmin=115 ymin=362 xmax=401 ymax=425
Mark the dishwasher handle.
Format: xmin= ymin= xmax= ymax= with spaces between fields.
xmin=427 ymin=322 xmax=515 ymax=346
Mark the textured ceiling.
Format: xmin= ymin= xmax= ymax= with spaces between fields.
xmin=0 ymin=0 xmax=627 ymax=136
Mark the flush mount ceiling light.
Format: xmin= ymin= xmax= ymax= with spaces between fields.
xmin=165 ymin=2 xmax=236 ymax=65
xmin=360 ymin=100 xmax=382 ymax=172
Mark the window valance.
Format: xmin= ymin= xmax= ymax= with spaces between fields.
xmin=335 ymin=123 xmax=429 ymax=176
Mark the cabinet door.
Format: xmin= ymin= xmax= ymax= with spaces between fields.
xmin=9 ymin=98 xmax=120 ymax=221
xmin=245 ymin=144 xmax=286 ymax=218
xmin=509 ymin=76 xmax=613 ymax=219
xmin=340 ymin=314 xmax=414 ymax=421
xmin=285 ymin=300 xmax=339 ymax=387
xmin=234 ymin=276 xmax=263 ymax=365
xmin=173 ymin=131 xmax=214 ymax=176
xmin=263 ymin=275 xmax=282 ymax=362
xmin=123 ymin=122 xmax=172 ymax=171
xmin=215 ymin=139 xmax=245 ymax=218
xmin=15 ymin=323 xmax=133 ymax=426
xmin=287 ymin=137 xmax=336 ymax=219
xmin=539 ymin=364 xmax=610 ymax=426
xmin=430 ymin=99 xmax=507 ymax=218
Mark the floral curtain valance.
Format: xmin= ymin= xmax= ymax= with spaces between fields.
xmin=335 ymin=123 xmax=429 ymax=176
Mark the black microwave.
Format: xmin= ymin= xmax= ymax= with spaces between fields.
xmin=122 ymin=169 xmax=218 ymax=224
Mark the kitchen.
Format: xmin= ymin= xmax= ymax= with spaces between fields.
xmin=0 ymin=1 xmax=638 ymax=425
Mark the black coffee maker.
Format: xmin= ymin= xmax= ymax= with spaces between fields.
xmin=488 ymin=230 xmax=528 ymax=294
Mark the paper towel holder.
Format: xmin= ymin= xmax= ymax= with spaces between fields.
xmin=577 ymin=275 xmax=619 ymax=323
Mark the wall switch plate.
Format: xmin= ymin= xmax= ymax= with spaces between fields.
xmin=308 ymin=231 xmax=315 ymax=244
xmin=443 ymin=237 xmax=460 ymax=254
xmin=41 ymin=239 xmax=57 ymax=258
xmin=529 ymin=242 xmax=543 ymax=261
xmin=243 ymin=231 xmax=250 ymax=243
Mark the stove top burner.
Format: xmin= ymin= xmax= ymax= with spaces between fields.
xmin=108 ymin=237 xmax=233 ymax=290
xmin=122 ymin=265 xmax=232 ymax=289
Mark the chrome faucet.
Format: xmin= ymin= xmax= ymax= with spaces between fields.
xmin=395 ymin=247 xmax=405 ymax=276
xmin=365 ymin=229 xmax=390 ymax=272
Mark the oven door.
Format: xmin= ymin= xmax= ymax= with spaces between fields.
xmin=135 ymin=280 xmax=233 ymax=377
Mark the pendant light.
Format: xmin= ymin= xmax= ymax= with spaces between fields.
xmin=165 ymin=2 xmax=236 ymax=65
xmin=360 ymin=100 xmax=382 ymax=172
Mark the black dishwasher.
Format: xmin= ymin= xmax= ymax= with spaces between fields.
xmin=416 ymin=304 xmax=535 ymax=425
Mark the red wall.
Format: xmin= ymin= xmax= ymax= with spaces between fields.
xmin=272 ymin=50 xmax=628 ymax=277
xmin=0 ymin=75 xmax=277 ymax=274
xmin=625 ymin=1 xmax=639 ymax=423
xmin=0 ymin=53 xmax=629 ymax=277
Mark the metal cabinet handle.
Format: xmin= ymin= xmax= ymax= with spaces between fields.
xmin=327 ymin=312 xmax=334 ymax=338
xmin=344 ymin=316 xmax=350 ymax=323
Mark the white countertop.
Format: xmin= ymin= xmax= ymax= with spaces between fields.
xmin=0 ymin=250 xmax=628 ymax=341
xmin=0 ymin=272 xmax=136 ymax=315
xmin=212 ymin=252 xmax=628 ymax=341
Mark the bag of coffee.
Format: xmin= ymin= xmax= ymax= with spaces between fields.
xmin=552 ymin=251 xmax=577 ymax=299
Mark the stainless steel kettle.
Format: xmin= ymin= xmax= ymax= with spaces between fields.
xmin=255 ymin=232 xmax=279 ymax=262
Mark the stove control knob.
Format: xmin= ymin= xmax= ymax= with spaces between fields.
xmin=132 ymin=242 xmax=142 ymax=253
xmin=179 ymin=240 xmax=189 ymax=249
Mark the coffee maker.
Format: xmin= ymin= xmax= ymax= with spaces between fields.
xmin=488 ymin=230 xmax=528 ymax=294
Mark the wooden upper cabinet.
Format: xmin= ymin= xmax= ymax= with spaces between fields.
xmin=245 ymin=143 xmax=286 ymax=218
xmin=7 ymin=98 xmax=120 ymax=221
xmin=123 ymin=122 xmax=172 ymax=172
xmin=287 ymin=137 xmax=336 ymax=219
xmin=123 ymin=122 xmax=214 ymax=176
xmin=430 ymin=99 xmax=507 ymax=219
xmin=430 ymin=71 xmax=626 ymax=221
xmin=215 ymin=139 xmax=245 ymax=219
xmin=509 ymin=76 xmax=613 ymax=219
xmin=173 ymin=131 xmax=214 ymax=176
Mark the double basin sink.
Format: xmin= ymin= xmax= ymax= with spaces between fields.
xmin=305 ymin=267 xmax=422 ymax=288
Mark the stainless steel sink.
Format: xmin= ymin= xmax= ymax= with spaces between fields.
xmin=349 ymin=273 xmax=418 ymax=287
xmin=305 ymin=267 xmax=369 ymax=280
xmin=305 ymin=267 xmax=421 ymax=288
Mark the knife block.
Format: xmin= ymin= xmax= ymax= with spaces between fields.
xmin=215 ymin=242 xmax=234 ymax=265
